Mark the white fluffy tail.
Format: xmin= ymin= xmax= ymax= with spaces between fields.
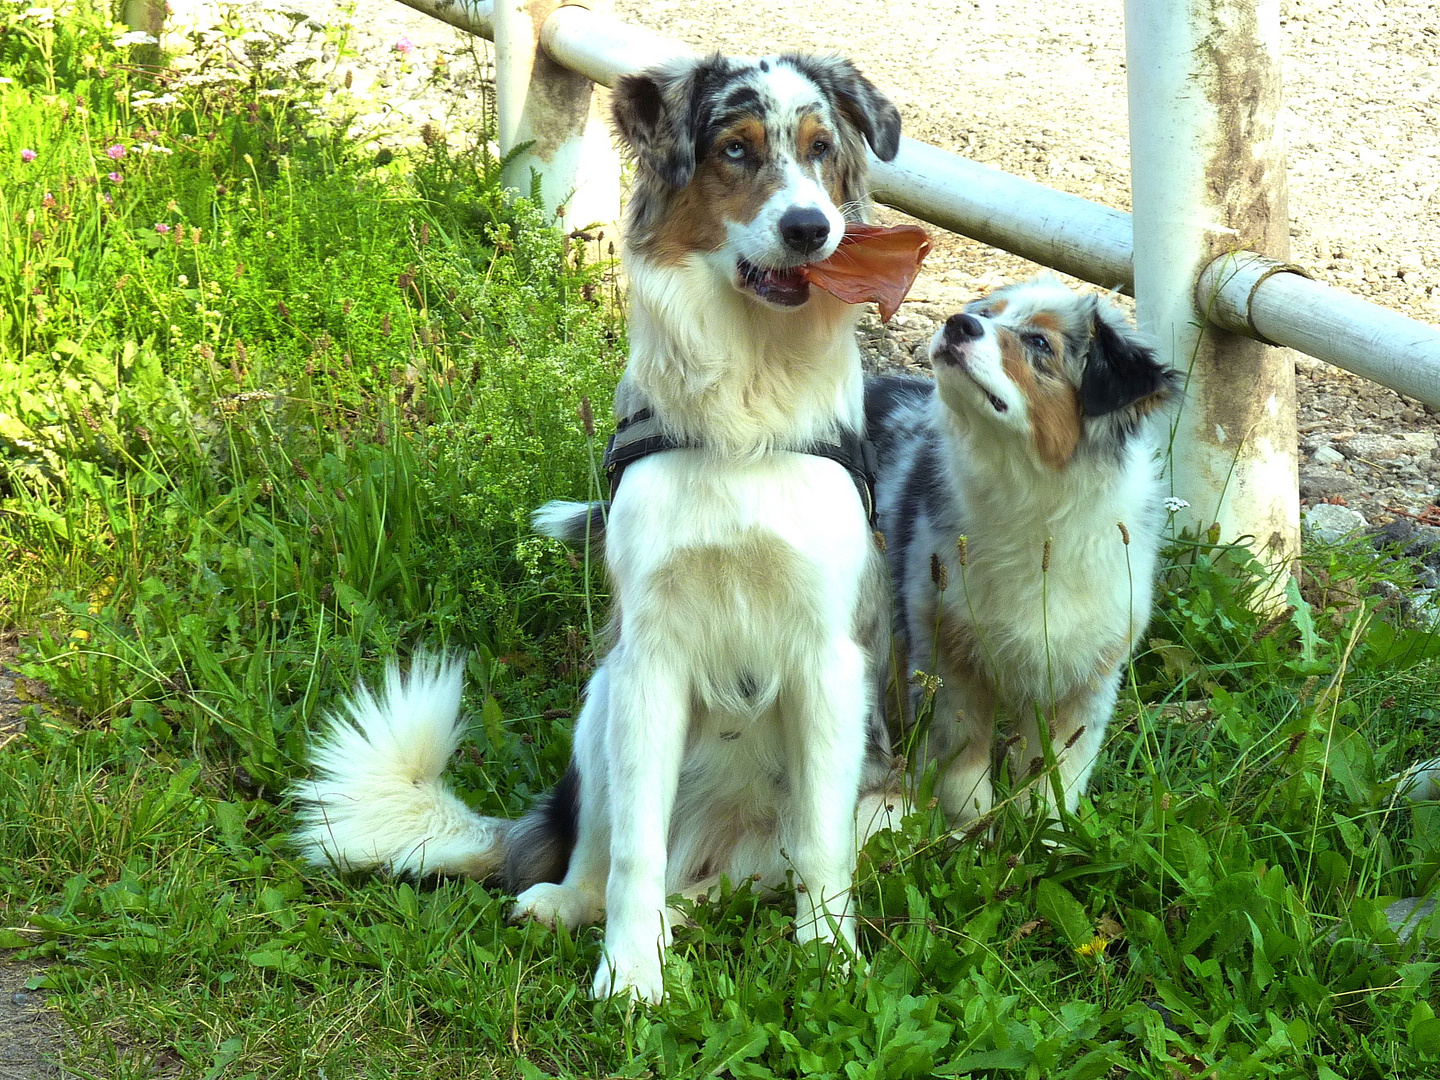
xmin=290 ymin=653 xmax=511 ymax=879
xmin=531 ymin=499 xmax=608 ymax=546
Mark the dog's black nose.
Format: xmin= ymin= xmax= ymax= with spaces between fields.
xmin=945 ymin=313 xmax=984 ymax=340
xmin=778 ymin=207 xmax=831 ymax=256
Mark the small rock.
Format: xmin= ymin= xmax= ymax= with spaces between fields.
xmin=1300 ymin=469 xmax=1363 ymax=500
xmin=1313 ymin=444 xmax=1346 ymax=466
xmin=1304 ymin=502 xmax=1369 ymax=541
xmin=1385 ymin=897 xmax=1438 ymax=944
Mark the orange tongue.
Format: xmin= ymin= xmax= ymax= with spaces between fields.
xmin=799 ymin=223 xmax=932 ymax=323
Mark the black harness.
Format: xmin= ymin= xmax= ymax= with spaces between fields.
xmin=603 ymin=408 xmax=879 ymax=527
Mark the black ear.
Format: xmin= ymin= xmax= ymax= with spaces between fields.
xmin=832 ymin=65 xmax=902 ymax=161
xmin=1080 ymin=304 xmax=1176 ymax=418
xmin=612 ymin=68 xmax=697 ymax=190
xmin=786 ymin=55 xmax=902 ymax=161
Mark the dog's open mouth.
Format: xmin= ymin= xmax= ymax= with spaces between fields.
xmin=737 ymin=259 xmax=811 ymax=307
xmin=934 ymin=346 xmax=1010 ymax=414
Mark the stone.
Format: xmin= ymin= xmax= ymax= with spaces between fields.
xmin=1303 ymin=502 xmax=1369 ymax=541
xmin=1385 ymin=897 xmax=1438 ymax=944
xmin=1299 ymin=469 xmax=1363 ymax=500
xmin=1313 ymin=444 xmax=1346 ymax=465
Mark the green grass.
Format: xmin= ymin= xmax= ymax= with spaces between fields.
xmin=4 ymin=4 xmax=1440 ymax=1077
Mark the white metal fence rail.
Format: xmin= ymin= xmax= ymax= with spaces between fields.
xmin=389 ymin=0 xmax=1440 ymax=574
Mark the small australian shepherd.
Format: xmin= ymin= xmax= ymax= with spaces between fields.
xmin=865 ymin=278 xmax=1180 ymax=828
xmin=292 ymin=53 xmax=904 ymax=1003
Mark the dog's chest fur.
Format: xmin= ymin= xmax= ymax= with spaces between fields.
xmin=881 ymin=389 xmax=1163 ymax=706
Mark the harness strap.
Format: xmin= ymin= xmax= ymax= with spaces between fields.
xmin=603 ymin=408 xmax=878 ymax=527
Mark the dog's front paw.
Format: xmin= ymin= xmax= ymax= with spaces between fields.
xmin=591 ymin=947 xmax=665 ymax=1005
xmin=510 ymin=882 xmax=603 ymax=931
xmin=793 ymin=916 xmax=862 ymax=979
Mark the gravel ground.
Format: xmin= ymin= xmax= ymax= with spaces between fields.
xmin=266 ymin=0 xmax=1440 ymax=527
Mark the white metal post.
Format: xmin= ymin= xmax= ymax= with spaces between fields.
xmin=122 ymin=0 xmax=165 ymax=66
xmin=493 ymin=0 xmax=621 ymax=231
xmin=1124 ymin=0 xmax=1299 ymax=587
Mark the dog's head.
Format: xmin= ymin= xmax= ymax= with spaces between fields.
xmin=928 ymin=278 xmax=1181 ymax=469
xmin=612 ymin=53 xmax=901 ymax=309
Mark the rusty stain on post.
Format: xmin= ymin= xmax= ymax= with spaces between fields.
xmin=522 ymin=1 xmax=593 ymax=162
xmin=495 ymin=0 xmax=620 ymax=229
xmin=1194 ymin=1 xmax=1298 ymax=563
xmin=1126 ymin=0 xmax=1299 ymax=592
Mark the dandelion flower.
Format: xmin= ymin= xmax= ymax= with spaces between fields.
xmin=69 ymin=628 xmax=91 ymax=642
xmin=20 ymin=148 xmax=37 ymax=163
xmin=106 ymin=143 xmax=126 ymax=160
xmin=1075 ymin=936 xmax=1108 ymax=961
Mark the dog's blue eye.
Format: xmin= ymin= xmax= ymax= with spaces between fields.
xmin=1025 ymin=333 xmax=1052 ymax=354
xmin=723 ymin=141 xmax=746 ymax=160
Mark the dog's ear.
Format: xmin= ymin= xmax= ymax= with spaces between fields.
xmin=787 ymin=55 xmax=902 ymax=162
xmin=612 ymin=55 xmax=732 ymax=191
xmin=834 ymin=65 xmax=902 ymax=161
xmin=612 ymin=69 xmax=694 ymax=190
xmin=1080 ymin=300 xmax=1179 ymax=418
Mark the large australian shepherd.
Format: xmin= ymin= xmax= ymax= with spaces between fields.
xmin=866 ymin=279 xmax=1180 ymax=828
xmin=291 ymin=53 xmax=904 ymax=1003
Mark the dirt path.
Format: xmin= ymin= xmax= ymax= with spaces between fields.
xmin=0 ymin=961 xmax=61 ymax=1080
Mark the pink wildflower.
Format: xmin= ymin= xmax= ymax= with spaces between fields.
xmin=394 ymin=36 xmax=414 ymax=55
xmin=155 ymin=222 xmax=171 ymax=234
xmin=107 ymin=171 xmax=122 ymax=183
xmin=106 ymin=143 xmax=126 ymax=160
xmin=41 ymin=192 xmax=56 ymax=208
xmin=20 ymin=149 xmax=37 ymax=163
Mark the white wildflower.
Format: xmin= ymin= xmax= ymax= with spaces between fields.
xmin=1163 ymin=497 xmax=1191 ymax=513
xmin=112 ymin=30 xmax=159 ymax=46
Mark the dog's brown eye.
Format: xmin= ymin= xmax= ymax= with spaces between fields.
xmin=810 ymin=137 xmax=831 ymax=159
xmin=723 ymin=141 xmax=746 ymax=161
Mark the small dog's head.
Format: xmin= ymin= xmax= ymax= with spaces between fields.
xmin=928 ymin=278 xmax=1181 ymax=469
xmin=612 ymin=53 xmax=901 ymax=309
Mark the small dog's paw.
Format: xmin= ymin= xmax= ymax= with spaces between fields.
xmin=591 ymin=948 xmax=665 ymax=1005
xmin=509 ymin=882 xmax=603 ymax=931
